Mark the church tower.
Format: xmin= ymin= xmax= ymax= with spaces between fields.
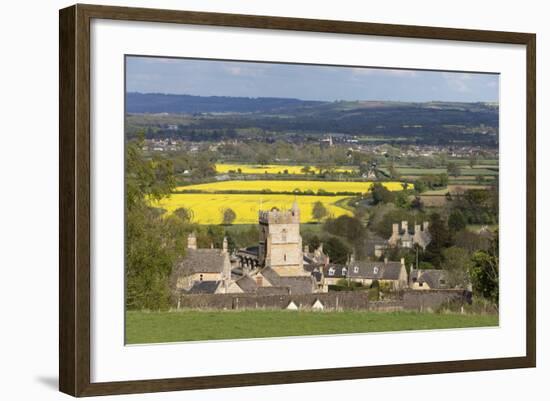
xmin=258 ymin=201 xmax=307 ymax=276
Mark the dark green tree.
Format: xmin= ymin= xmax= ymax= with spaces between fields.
xmin=312 ymin=201 xmax=328 ymax=222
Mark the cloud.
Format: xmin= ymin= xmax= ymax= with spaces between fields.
xmin=351 ymin=68 xmax=418 ymax=77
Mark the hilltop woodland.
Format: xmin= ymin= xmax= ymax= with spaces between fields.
xmin=125 ymin=132 xmax=499 ymax=311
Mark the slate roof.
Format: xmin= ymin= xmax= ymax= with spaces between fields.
xmin=185 ymin=280 xmax=221 ymax=294
xmin=260 ymin=267 xmax=316 ymax=295
xmin=235 ymin=275 xmax=258 ymax=292
xmin=411 ymin=269 xmax=448 ymax=289
xmin=323 ymin=264 xmax=348 ymax=278
xmin=347 ymin=261 xmax=404 ymax=280
xmin=173 ymin=249 xmax=227 ymax=274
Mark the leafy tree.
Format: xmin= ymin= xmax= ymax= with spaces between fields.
xmin=414 ymin=179 xmax=428 ymax=193
xmin=447 ymin=162 xmax=461 ymax=178
xmin=312 ymin=201 xmax=328 ymax=222
xmin=125 ymin=136 xmax=177 ymax=310
xmin=470 ymin=232 xmax=499 ymax=306
xmin=371 ymin=182 xmax=395 ymax=204
xmin=256 ymin=152 xmax=270 ymax=165
xmin=442 ymin=246 xmax=471 ymax=288
xmin=424 ymin=212 xmax=451 ymax=267
xmin=448 ymin=210 xmax=467 ymax=232
xmin=323 ymin=236 xmax=351 ymax=264
xmin=173 ymin=207 xmax=194 ymax=223
xmin=222 ymin=207 xmax=237 ymax=225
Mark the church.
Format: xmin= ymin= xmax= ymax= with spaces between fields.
xmin=171 ymin=202 xmax=330 ymax=296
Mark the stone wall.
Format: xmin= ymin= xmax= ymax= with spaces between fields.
xmin=177 ymin=291 xmax=370 ymax=310
xmin=176 ymin=289 xmax=471 ymax=311
xmin=402 ymin=289 xmax=471 ymax=311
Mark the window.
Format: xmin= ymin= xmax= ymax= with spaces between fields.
xmin=328 ymin=267 xmax=335 ymax=276
xmin=440 ymin=279 xmax=446 ymax=285
xmin=342 ymin=267 xmax=347 ymax=275
xmin=353 ymin=266 xmax=359 ymax=273
xmin=281 ymin=229 xmax=287 ymax=242
xmin=284 ymin=254 xmax=287 ymax=262
xmin=199 ymin=274 xmax=203 ymax=281
xmin=419 ymin=282 xmax=424 ymax=287
xmin=256 ymin=276 xmax=263 ymax=286
xmin=373 ymin=266 xmax=379 ymax=274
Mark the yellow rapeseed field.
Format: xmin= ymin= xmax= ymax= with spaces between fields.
xmin=155 ymin=193 xmax=353 ymax=224
xmin=215 ymin=163 xmax=355 ymax=175
xmin=175 ymin=180 xmax=405 ymax=193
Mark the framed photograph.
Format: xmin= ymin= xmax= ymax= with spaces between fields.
xmin=59 ymin=4 xmax=536 ymax=397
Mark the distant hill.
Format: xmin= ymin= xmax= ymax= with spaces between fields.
xmin=125 ymin=93 xmax=499 ymax=145
xmin=126 ymin=92 xmax=324 ymax=114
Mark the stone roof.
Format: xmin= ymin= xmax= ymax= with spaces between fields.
xmin=185 ymin=281 xmax=221 ymax=294
xmin=235 ymin=275 xmax=258 ymax=292
xmin=348 ymin=261 xmax=403 ymax=280
xmin=261 ymin=267 xmax=316 ymax=295
xmin=411 ymin=269 xmax=448 ymax=289
xmin=323 ymin=264 xmax=348 ymax=278
xmin=173 ymin=249 xmax=227 ymax=275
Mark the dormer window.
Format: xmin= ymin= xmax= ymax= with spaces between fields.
xmin=353 ymin=266 xmax=359 ymax=273
xmin=328 ymin=267 xmax=335 ymax=276
xmin=373 ymin=266 xmax=379 ymax=275
xmin=342 ymin=267 xmax=347 ymax=275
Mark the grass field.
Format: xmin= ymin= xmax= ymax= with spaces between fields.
xmin=155 ymin=193 xmax=352 ymax=224
xmin=126 ymin=310 xmax=499 ymax=344
xmin=216 ymin=163 xmax=355 ymax=175
xmin=175 ymin=180 xmax=405 ymax=194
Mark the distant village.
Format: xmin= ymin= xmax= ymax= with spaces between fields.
xmin=171 ymin=202 xmax=471 ymax=310
xmin=141 ymin=136 xmax=499 ymax=161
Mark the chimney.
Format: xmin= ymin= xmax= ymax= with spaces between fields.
xmin=187 ymin=232 xmax=197 ymax=250
xmin=400 ymin=257 xmax=405 ymax=266
xmin=349 ymin=253 xmax=355 ymax=264
xmin=222 ymin=237 xmax=228 ymax=253
xmin=210 ymin=242 xmax=214 ymax=249
xmin=392 ymin=223 xmax=399 ymax=234
xmin=384 ymin=257 xmax=388 ymax=264
xmin=423 ymin=221 xmax=429 ymax=231
xmin=401 ymin=220 xmax=408 ymax=234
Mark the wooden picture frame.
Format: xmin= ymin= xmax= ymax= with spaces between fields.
xmin=59 ymin=3 xmax=536 ymax=397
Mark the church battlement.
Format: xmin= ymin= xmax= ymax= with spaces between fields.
xmin=259 ymin=203 xmax=300 ymax=225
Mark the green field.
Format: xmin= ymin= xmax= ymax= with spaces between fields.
xmin=126 ymin=310 xmax=498 ymax=344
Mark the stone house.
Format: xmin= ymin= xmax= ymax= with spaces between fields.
xmin=388 ymin=220 xmax=431 ymax=250
xmin=321 ymin=264 xmax=349 ymax=291
xmin=347 ymin=258 xmax=408 ymax=290
xmin=170 ymin=233 xmax=232 ymax=294
xmin=409 ymin=269 xmax=449 ymax=290
xmin=226 ymin=266 xmax=317 ymax=295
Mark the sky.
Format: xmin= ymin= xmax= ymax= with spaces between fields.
xmin=126 ymin=56 xmax=499 ymax=103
